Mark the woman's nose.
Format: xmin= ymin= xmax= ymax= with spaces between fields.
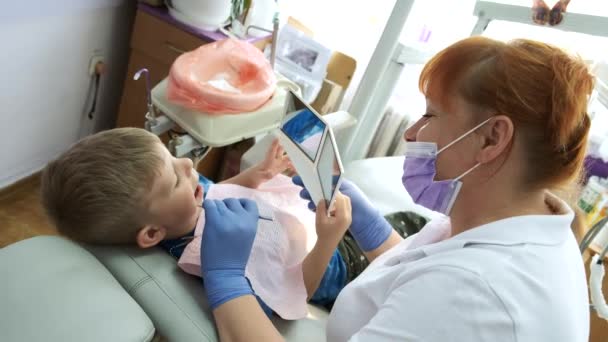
xmin=404 ymin=126 xmax=417 ymax=142
xmin=404 ymin=117 xmax=426 ymax=142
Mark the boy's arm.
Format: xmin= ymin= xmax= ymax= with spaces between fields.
xmin=302 ymin=194 xmax=352 ymax=300
xmin=220 ymin=139 xmax=292 ymax=189
xmin=219 ymin=164 xmax=270 ymax=189
xmin=302 ymin=237 xmax=342 ymax=300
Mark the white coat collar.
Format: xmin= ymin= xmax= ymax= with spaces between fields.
xmin=420 ymin=192 xmax=575 ymax=256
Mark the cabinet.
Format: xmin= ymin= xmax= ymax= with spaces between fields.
xmin=115 ymin=6 xmax=268 ymax=180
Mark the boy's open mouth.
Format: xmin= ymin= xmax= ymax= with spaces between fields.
xmin=194 ymin=184 xmax=202 ymax=199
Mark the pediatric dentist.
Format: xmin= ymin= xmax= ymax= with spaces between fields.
xmin=199 ymin=36 xmax=594 ymax=341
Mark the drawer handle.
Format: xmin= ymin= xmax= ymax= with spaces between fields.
xmin=165 ymin=42 xmax=186 ymax=55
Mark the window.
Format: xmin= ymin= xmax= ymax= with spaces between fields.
xmin=391 ymin=0 xmax=608 ymax=141
xmin=278 ymin=0 xmax=396 ymax=110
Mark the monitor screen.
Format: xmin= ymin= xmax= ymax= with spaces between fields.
xmin=280 ymin=92 xmax=326 ymax=161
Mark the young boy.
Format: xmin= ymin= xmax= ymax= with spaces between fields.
xmin=40 ymin=127 xmax=354 ymax=315
xmin=41 ymin=128 xmax=428 ymax=314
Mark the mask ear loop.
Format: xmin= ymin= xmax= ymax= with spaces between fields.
xmin=437 ymin=117 xmax=494 ymax=155
xmin=439 ymin=117 xmax=493 ymax=182
xmin=454 ymin=163 xmax=481 ymax=182
xmin=443 ymin=157 xmax=482 ymax=215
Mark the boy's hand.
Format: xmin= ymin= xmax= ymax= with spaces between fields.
xmin=302 ymin=193 xmax=351 ymax=300
xmin=220 ymin=139 xmax=293 ymax=189
xmin=256 ymin=139 xmax=293 ymax=182
xmin=294 ymin=176 xmax=393 ymax=252
xmin=314 ymin=192 xmax=352 ymax=244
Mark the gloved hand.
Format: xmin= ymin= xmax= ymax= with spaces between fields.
xmin=292 ymin=176 xmax=392 ymax=252
xmin=200 ymin=198 xmax=259 ymax=310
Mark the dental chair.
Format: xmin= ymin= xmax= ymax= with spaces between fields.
xmin=0 ymin=84 xmax=438 ymax=341
xmin=1 ymin=157 xmax=433 ymax=342
xmin=1 ymin=154 xmax=439 ymax=342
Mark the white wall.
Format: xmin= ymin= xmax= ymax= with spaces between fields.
xmin=0 ymin=0 xmax=135 ymax=188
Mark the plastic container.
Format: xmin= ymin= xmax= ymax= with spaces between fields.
xmin=579 ymin=176 xmax=608 ymax=227
xmin=588 ymin=193 xmax=608 ymax=228
xmin=167 ymin=39 xmax=276 ymax=114
xmin=167 ymin=0 xmax=231 ymax=31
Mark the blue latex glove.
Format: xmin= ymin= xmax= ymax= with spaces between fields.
xmin=200 ymin=198 xmax=259 ymax=310
xmin=292 ymin=176 xmax=392 ymax=252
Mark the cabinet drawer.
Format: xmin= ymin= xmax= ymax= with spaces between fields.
xmin=130 ymin=10 xmax=209 ymax=66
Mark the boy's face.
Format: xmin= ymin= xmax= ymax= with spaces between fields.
xmin=143 ymin=143 xmax=204 ymax=241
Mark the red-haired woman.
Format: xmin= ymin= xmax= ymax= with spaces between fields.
xmin=199 ymin=36 xmax=594 ymax=341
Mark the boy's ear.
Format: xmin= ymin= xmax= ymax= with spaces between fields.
xmin=136 ymin=225 xmax=167 ymax=248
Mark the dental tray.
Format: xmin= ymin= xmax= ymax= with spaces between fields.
xmin=151 ymin=78 xmax=289 ymax=147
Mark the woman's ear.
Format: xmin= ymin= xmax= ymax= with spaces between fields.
xmin=136 ymin=225 xmax=167 ymax=248
xmin=477 ymin=115 xmax=514 ymax=164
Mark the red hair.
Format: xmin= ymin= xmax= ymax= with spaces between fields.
xmin=419 ymin=36 xmax=594 ymax=189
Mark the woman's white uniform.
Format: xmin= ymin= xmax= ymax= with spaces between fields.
xmin=327 ymin=194 xmax=589 ymax=341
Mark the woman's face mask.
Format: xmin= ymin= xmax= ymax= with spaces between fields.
xmin=401 ymin=118 xmax=492 ymax=215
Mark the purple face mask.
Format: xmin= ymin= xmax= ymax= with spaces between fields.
xmin=401 ymin=118 xmax=492 ymax=215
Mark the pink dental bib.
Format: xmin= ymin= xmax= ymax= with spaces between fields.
xmin=178 ymin=175 xmax=316 ymax=319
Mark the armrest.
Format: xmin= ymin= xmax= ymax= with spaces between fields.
xmin=86 ymin=244 xmax=329 ymax=342
xmin=0 ymin=236 xmax=155 ymax=342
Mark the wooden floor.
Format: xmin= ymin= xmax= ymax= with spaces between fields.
xmin=0 ymin=174 xmax=57 ymax=248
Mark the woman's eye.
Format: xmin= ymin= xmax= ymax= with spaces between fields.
xmin=422 ymin=113 xmax=434 ymax=119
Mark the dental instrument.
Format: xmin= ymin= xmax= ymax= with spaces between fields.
xmin=195 ymin=205 xmax=273 ymax=222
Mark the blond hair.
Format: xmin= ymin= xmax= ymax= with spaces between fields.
xmin=41 ymin=128 xmax=163 ymax=244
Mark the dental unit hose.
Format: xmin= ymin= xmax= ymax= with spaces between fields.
xmin=581 ymin=216 xmax=608 ymax=320
xmin=133 ymin=68 xmax=156 ymax=123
